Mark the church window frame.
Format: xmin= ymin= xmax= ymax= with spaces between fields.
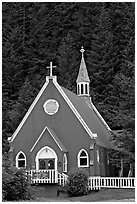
xmin=96 ymin=149 xmax=100 ymax=164
xmin=16 ymin=151 xmax=26 ymax=169
xmin=43 ymin=99 xmax=59 ymax=115
xmin=63 ymin=153 xmax=68 ymax=172
xmin=78 ymin=149 xmax=89 ymax=167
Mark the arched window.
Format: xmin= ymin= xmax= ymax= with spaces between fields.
xmin=63 ymin=153 xmax=67 ymax=172
xmin=78 ymin=149 xmax=89 ymax=167
xmin=16 ymin=151 xmax=26 ymax=168
xmin=96 ymin=149 xmax=100 ymax=163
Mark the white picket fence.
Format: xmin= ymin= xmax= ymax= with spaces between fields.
xmin=26 ymin=170 xmax=135 ymax=190
xmin=88 ymin=177 xmax=135 ymax=190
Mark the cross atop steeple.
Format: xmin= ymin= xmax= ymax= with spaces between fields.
xmin=47 ymin=62 xmax=56 ymax=77
xmin=80 ymin=46 xmax=85 ymax=58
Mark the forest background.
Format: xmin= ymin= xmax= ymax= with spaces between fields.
xmin=2 ymin=2 xmax=135 ymax=169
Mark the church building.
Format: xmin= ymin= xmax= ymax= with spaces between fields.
xmin=8 ymin=47 xmax=114 ymax=184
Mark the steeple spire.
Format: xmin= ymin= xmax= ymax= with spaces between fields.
xmin=76 ymin=46 xmax=90 ymax=83
xmin=76 ymin=46 xmax=90 ymax=96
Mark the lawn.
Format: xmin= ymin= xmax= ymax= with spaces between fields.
xmin=31 ymin=188 xmax=135 ymax=202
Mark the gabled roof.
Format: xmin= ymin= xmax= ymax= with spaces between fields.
xmin=62 ymin=87 xmax=113 ymax=148
xmin=10 ymin=76 xmax=112 ymax=148
xmin=10 ymin=76 xmax=97 ymax=143
xmin=30 ymin=126 xmax=67 ymax=152
xmin=53 ymin=78 xmax=97 ymax=139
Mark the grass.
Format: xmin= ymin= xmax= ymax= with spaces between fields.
xmin=69 ymin=188 xmax=135 ymax=202
xmin=30 ymin=188 xmax=135 ymax=202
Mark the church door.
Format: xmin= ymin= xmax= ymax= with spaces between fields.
xmin=39 ymin=159 xmax=55 ymax=170
xmin=35 ymin=147 xmax=58 ymax=183
xmin=35 ymin=146 xmax=58 ymax=172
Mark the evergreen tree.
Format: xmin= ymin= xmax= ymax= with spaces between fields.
xmin=107 ymin=71 xmax=135 ymax=170
xmin=2 ymin=2 xmax=135 ymax=168
xmin=86 ymin=4 xmax=114 ymax=107
xmin=57 ymin=33 xmax=79 ymax=93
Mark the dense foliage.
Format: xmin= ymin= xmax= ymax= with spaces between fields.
xmin=2 ymin=155 xmax=34 ymax=201
xmin=66 ymin=168 xmax=89 ymax=197
xmin=2 ymin=2 xmax=135 ymax=167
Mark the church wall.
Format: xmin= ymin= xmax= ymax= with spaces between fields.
xmin=95 ymin=145 xmax=110 ymax=176
xmin=11 ymin=79 xmax=105 ymax=175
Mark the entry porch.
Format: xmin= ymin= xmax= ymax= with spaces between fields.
xmin=26 ymin=169 xmax=67 ymax=186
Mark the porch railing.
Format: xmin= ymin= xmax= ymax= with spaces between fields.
xmin=58 ymin=172 xmax=68 ymax=186
xmin=89 ymin=177 xmax=135 ymax=190
xmin=26 ymin=169 xmax=57 ymax=184
xmin=26 ymin=169 xmax=68 ymax=186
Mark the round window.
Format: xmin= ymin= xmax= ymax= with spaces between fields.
xmin=43 ymin=99 xmax=59 ymax=115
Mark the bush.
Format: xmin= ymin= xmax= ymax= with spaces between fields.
xmin=2 ymin=156 xmax=34 ymax=201
xmin=66 ymin=168 xmax=89 ymax=197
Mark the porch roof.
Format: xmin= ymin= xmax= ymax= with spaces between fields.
xmin=48 ymin=128 xmax=68 ymax=153
xmin=30 ymin=126 xmax=68 ymax=152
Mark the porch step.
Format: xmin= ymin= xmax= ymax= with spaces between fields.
xmin=33 ymin=183 xmax=58 ymax=197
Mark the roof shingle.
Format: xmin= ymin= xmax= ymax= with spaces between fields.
xmin=62 ymin=87 xmax=113 ymax=149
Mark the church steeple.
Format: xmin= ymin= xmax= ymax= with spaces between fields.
xmin=76 ymin=46 xmax=90 ymax=96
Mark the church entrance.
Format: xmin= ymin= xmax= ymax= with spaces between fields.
xmin=35 ymin=146 xmax=58 ymax=171
xmin=35 ymin=146 xmax=58 ymax=183
xmin=39 ymin=159 xmax=55 ymax=170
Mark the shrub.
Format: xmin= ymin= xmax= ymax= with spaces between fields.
xmin=66 ymin=168 xmax=89 ymax=197
xmin=2 ymin=156 xmax=34 ymax=201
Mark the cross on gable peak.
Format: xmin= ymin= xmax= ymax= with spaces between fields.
xmin=47 ymin=61 xmax=56 ymax=77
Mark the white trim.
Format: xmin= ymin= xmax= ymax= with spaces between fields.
xmin=10 ymin=77 xmax=50 ymax=143
xmin=10 ymin=75 xmax=97 ymax=143
xmin=7 ymin=137 xmax=11 ymax=142
xmin=30 ymin=126 xmax=63 ymax=152
xmin=16 ymin=151 xmax=27 ymax=168
xmin=35 ymin=146 xmax=58 ymax=172
xmin=63 ymin=153 xmax=68 ymax=172
xmin=53 ymin=78 xmax=97 ymax=139
xmin=90 ymin=98 xmax=111 ymax=131
xmin=77 ymin=149 xmax=89 ymax=168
